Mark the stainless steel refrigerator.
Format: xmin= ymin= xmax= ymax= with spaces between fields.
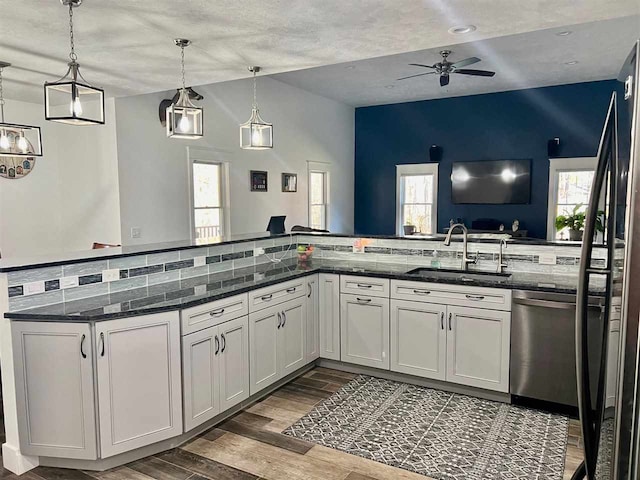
xmin=573 ymin=40 xmax=640 ymax=480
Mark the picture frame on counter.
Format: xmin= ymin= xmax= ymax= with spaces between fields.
xmin=282 ymin=172 xmax=297 ymax=192
xmin=250 ymin=170 xmax=268 ymax=192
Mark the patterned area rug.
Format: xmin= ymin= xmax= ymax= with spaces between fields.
xmin=284 ymin=375 xmax=569 ymax=480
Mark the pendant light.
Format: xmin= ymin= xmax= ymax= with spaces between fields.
xmin=166 ymin=39 xmax=203 ymax=139
xmin=0 ymin=62 xmax=43 ymax=157
xmin=240 ymin=66 xmax=273 ymax=150
xmin=44 ymin=0 xmax=105 ymax=125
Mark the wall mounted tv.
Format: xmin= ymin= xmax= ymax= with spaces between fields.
xmin=451 ymin=159 xmax=531 ymax=204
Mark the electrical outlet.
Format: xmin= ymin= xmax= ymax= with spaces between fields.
xmin=254 ymin=247 xmax=265 ymax=256
xmin=193 ymin=256 xmax=206 ymax=267
xmin=24 ymin=281 xmax=45 ymax=296
xmin=254 ymin=272 xmax=265 ymax=281
xmin=60 ymin=276 xmax=79 ymax=289
xmin=104 ymin=304 xmax=122 ymax=314
xmin=131 ymin=227 xmax=141 ymax=239
xmin=194 ymin=284 xmax=207 ymax=296
xmin=102 ymin=269 xmax=120 ymax=282
xmin=538 ymin=253 xmax=557 ymax=265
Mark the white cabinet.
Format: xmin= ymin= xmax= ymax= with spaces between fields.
xmin=305 ymin=274 xmax=320 ymax=362
xmin=390 ymin=299 xmax=447 ymax=381
xmin=12 ymin=321 xmax=97 ymax=460
xmin=183 ymin=316 xmax=249 ymax=431
xmin=340 ymin=293 xmax=390 ymax=370
xmin=319 ymin=273 xmax=340 ymax=360
xmin=249 ymin=296 xmax=307 ymax=395
xmin=446 ymin=305 xmax=511 ymax=393
xmin=96 ymin=312 xmax=182 ymax=458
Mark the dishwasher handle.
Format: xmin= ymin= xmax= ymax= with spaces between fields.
xmin=513 ymin=297 xmax=603 ymax=310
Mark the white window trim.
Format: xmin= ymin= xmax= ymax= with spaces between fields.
xmin=396 ymin=163 xmax=439 ymax=236
xmin=187 ymin=146 xmax=232 ymax=241
xmin=547 ymin=157 xmax=597 ymax=240
xmin=307 ymin=161 xmax=330 ymax=231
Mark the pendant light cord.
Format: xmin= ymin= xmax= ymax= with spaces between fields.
xmin=252 ymin=70 xmax=257 ymax=109
xmin=180 ymin=45 xmax=186 ymax=92
xmin=0 ymin=67 xmax=5 ymax=122
xmin=68 ymin=3 xmax=77 ymax=62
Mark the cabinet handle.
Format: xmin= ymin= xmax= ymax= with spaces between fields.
xmin=307 ymin=283 xmax=312 ymax=298
xmin=210 ymin=308 xmax=225 ymax=317
xmin=80 ymin=334 xmax=87 ymax=358
xmin=221 ymin=333 xmax=226 ymax=353
xmin=356 ymin=283 xmax=372 ymax=289
xmin=261 ymin=294 xmax=273 ymax=301
xmin=440 ymin=312 xmax=444 ymax=330
xmin=282 ymin=311 xmax=287 ymax=327
xmin=286 ymin=287 xmax=296 ymax=293
xmin=99 ymin=332 xmax=105 ymax=357
xmin=215 ymin=335 xmax=220 ymax=355
xmin=465 ymin=294 xmax=485 ymax=301
xmin=356 ymin=297 xmax=372 ymax=303
xmin=413 ymin=289 xmax=431 ymax=295
xmin=277 ymin=312 xmax=282 ymax=329
xmin=448 ymin=312 xmax=452 ymax=331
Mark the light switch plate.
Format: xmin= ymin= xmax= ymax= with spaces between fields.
xmin=254 ymin=247 xmax=265 ymax=256
xmin=131 ymin=227 xmax=141 ymax=239
xmin=254 ymin=273 xmax=265 ymax=281
xmin=60 ymin=276 xmax=79 ymax=289
xmin=193 ymin=256 xmax=206 ymax=267
xmin=24 ymin=281 xmax=45 ymax=296
xmin=538 ymin=253 xmax=557 ymax=265
xmin=102 ymin=269 xmax=120 ymax=282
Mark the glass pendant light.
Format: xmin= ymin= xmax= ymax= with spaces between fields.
xmin=240 ymin=66 xmax=273 ymax=149
xmin=0 ymin=62 xmax=43 ymax=157
xmin=44 ymin=0 xmax=105 ymax=125
xmin=166 ymin=39 xmax=203 ymax=139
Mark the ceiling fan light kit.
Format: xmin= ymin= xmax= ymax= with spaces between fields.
xmin=44 ymin=0 xmax=105 ymax=125
xmin=398 ymin=50 xmax=496 ymax=87
xmin=240 ymin=66 xmax=273 ymax=150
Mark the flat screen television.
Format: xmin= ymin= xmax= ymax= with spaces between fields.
xmin=451 ymin=159 xmax=531 ymax=204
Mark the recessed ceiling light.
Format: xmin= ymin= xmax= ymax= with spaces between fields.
xmin=564 ymin=60 xmax=579 ymax=65
xmin=385 ymin=85 xmax=395 ymax=89
xmin=556 ymin=31 xmax=572 ymax=36
xmin=448 ymin=25 xmax=476 ymax=35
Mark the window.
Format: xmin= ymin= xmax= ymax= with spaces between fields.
xmin=547 ymin=157 xmax=597 ymax=240
xmin=191 ymin=160 xmax=225 ymax=242
xmin=308 ymin=166 xmax=329 ymax=230
xmin=396 ymin=164 xmax=439 ymax=235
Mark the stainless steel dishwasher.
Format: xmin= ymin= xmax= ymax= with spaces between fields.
xmin=510 ymin=290 xmax=605 ymax=408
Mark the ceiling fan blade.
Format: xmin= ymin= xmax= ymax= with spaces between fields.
xmin=408 ymin=63 xmax=436 ymax=69
xmin=440 ymin=75 xmax=450 ymax=87
xmin=397 ymin=72 xmax=437 ymax=81
xmin=454 ymin=69 xmax=495 ymax=77
xmin=451 ymin=57 xmax=481 ymax=68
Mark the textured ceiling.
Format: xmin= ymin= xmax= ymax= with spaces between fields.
xmin=1 ymin=0 xmax=639 ymax=103
xmin=273 ymin=16 xmax=640 ymax=107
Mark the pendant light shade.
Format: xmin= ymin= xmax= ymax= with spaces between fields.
xmin=45 ymin=0 xmax=104 ymax=125
xmin=167 ymin=39 xmax=203 ymax=139
xmin=0 ymin=62 xmax=42 ymax=157
xmin=240 ymin=66 xmax=273 ymax=150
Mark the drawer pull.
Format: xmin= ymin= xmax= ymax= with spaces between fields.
xmin=99 ymin=332 xmax=105 ymax=357
xmin=277 ymin=312 xmax=282 ymax=329
xmin=214 ymin=335 xmax=220 ymax=354
xmin=356 ymin=297 xmax=372 ymax=303
xmin=210 ymin=308 xmax=225 ymax=317
xmin=286 ymin=287 xmax=296 ymax=293
xmin=440 ymin=312 xmax=444 ymax=330
xmin=356 ymin=283 xmax=372 ymax=289
xmin=261 ymin=294 xmax=273 ymax=301
xmin=80 ymin=334 xmax=87 ymax=359
xmin=413 ymin=289 xmax=431 ymax=295
xmin=221 ymin=333 xmax=226 ymax=353
xmin=282 ymin=311 xmax=287 ymax=327
xmin=465 ymin=294 xmax=485 ymax=301
xmin=307 ymin=283 xmax=312 ymax=298
xmin=448 ymin=312 xmax=452 ymax=331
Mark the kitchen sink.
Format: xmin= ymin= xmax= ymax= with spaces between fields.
xmin=406 ymin=267 xmax=512 ymax=284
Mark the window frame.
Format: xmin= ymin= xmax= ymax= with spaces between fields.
xmin=187 ymin=147 xmax=231 ymax=242
xmin=547 ymin=157 xmax=597 ymax=240
xmin=307 ymin=161 xmax=330 ymax=231
xmin=396 ymin=163 xmax=439 ymax=236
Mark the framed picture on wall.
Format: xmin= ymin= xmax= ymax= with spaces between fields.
xmin=281 ymin=173 xmax=297 ymax=192
xmin=250 ymin=170 xmax=268 ymax=192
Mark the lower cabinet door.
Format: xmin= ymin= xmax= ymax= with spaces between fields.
xmin=182 ymin=325 xmax=220 ymax=432
xmin=340 ymin=293 xmax=390 ymax=370
xmin=12 ymin=321 xmax=97 ymax=459
xmin=280 ymin=297 xmax=307 ymax=377
xmin=446 ymin=305 xmax=511 ymax=392
xmin=96 ymin=312 xmax=182 ymax=458
xmin=305 ymin=275 xmax=320 ymax=362
xmin=249 ymin=305 xmax=281 ymax=395
xmin=319 ymin=273 xmax=341 ymax=360
xmin=390 ymin=299 xmax=447 ymax=381
xmin=219 ymin=316 xmax=250 ymax=412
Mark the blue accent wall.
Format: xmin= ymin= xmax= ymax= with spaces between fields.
xmin=354 ymin=80 xmax=616 ymax=238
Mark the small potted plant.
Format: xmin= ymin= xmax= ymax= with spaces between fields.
xmin=555 ymin=204 xmax=605 ymax=241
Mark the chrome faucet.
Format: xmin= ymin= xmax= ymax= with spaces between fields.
xmin=444 ymin=223 xmax=477 ymax=271
xmin=497 ymin=238 xmax=508 ymax=274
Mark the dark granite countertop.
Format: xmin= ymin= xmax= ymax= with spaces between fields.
xmin=5 ymin=259 xmax=600 ymax=322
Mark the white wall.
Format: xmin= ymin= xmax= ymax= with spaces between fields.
xmin=115 ymin=77 xmax=354 ymax=245
xmin=0 ymin=98 xmax=121 ymax=258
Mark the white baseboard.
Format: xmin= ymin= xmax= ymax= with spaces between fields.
xmin=2 ymin=443 xmax=39 ymax=475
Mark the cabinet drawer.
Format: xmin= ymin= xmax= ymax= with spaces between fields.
xmin=391 ymin=280 xmax=512 ymax=311
xmin=181 ymin=293 xmax=249 ymax=335
xmin=249 ymin=278 xmax=306 ymax=312
xmin=340 ymin=275 xmax=390 ymax=298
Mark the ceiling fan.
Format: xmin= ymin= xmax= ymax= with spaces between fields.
xmin=397 ymin=50 xmax=495 ymax=87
